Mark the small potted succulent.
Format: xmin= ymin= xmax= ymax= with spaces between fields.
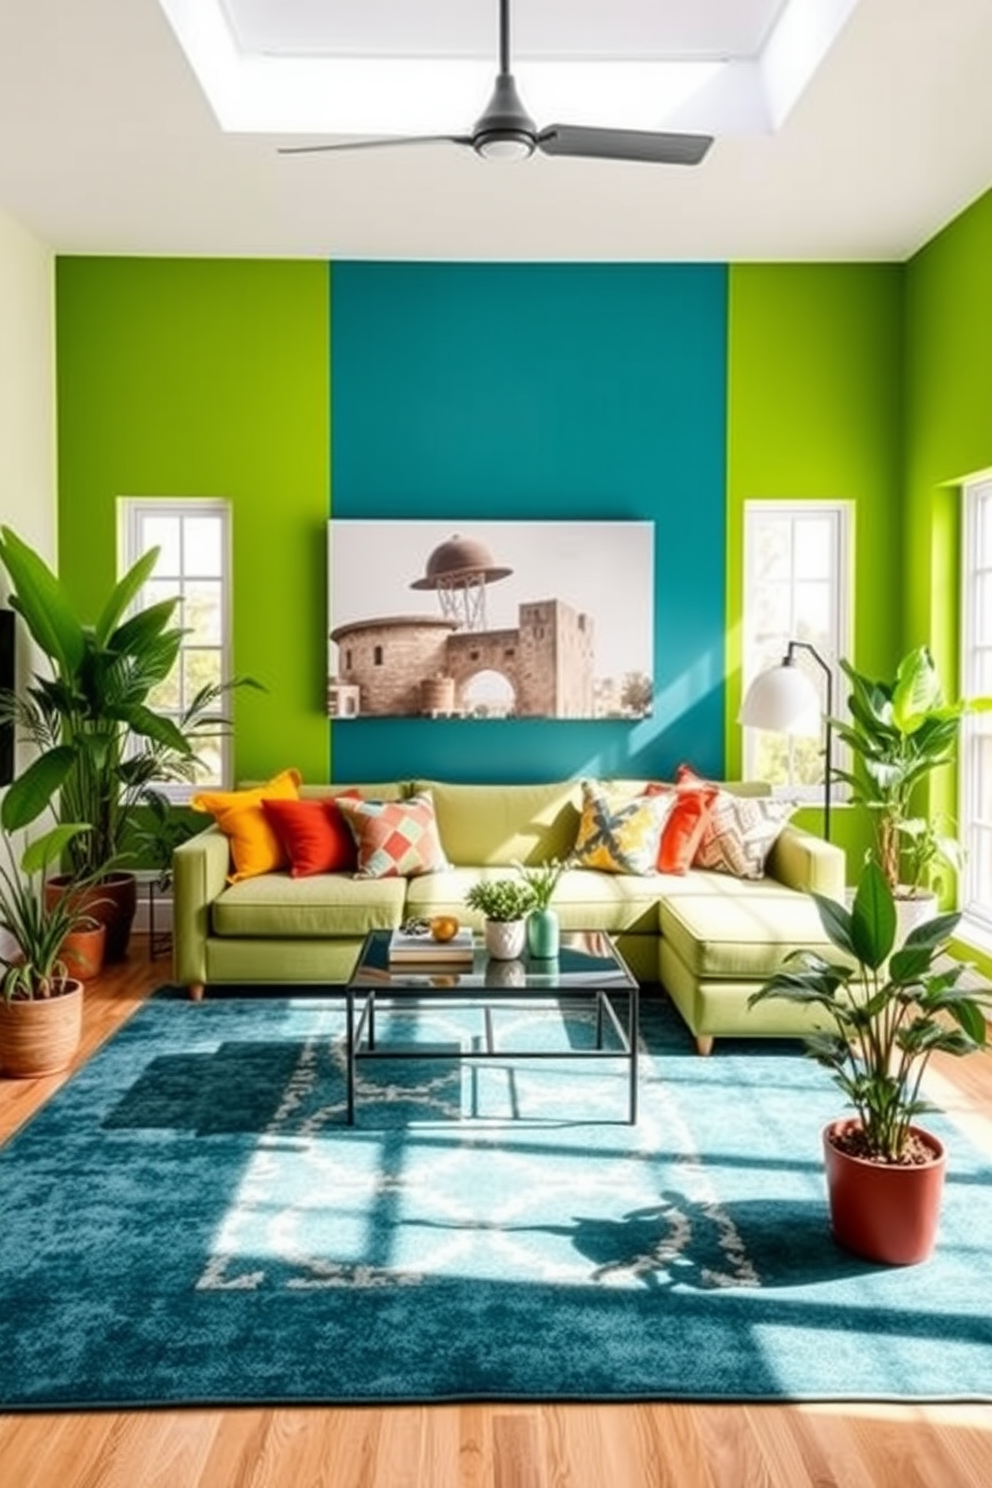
xmin=0 ymin=823 xmax=95 ymax=1078
xmin=515 ymin=857 xmax=568 ymax=959
xmin=464 ymin=877 xmax=536 ymax=961
xmin=749 ymin=860 xmax=992 ymax=1264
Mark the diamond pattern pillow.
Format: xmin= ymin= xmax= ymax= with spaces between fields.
xmin=572 ymin=780 xmax=675 ymax=875
xmin=335 ymin=791 xmax=449 ymax=879
xmin=693 ymin=790 xmax=795 ymax=879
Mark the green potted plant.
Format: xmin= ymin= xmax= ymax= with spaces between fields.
xmin=515 ymin=857 xmax=568 ymax=959
xmin=0 ymin=527 xmax=255 ymax=960
xmin=464 ymin=877 xmax=536 ymax=961
xmin=0 ymin=823 xmax=96 ymax=1077
xmin=831 ymin=645 xmax=991 ymax=918
xmin=749 ymin=860 xmax=992 ymax=1264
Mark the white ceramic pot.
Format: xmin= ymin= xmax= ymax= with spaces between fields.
xmin=894 ymin=890 xmax=938 ymax=941
xmin=484 ymin=918 xmax=527 ymax=961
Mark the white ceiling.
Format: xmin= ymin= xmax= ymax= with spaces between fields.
xmin=0 ymin=0 xmax=991 ymax=262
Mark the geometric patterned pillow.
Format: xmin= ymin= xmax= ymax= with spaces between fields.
xmin=571 ymin=780 xmax=675 ymax=875
xmin=694 ymin=791 xmax=795 ymax=880
xmin=335 ymin=791 xmax=450 ymax=879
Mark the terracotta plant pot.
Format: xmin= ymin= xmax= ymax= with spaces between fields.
xmin=822 ymin=1118 xmax=947 ymax=1265
xmin=0 ymin=979 xmax=84 ymax=1078
xmin=46 ymin=872 xmax=137 ymax=963
xmin=58 ymin=921 xmax=107 ymax=981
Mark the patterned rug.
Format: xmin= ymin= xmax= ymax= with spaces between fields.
xmin=2 ymin=988 xmax=991 ymax=1409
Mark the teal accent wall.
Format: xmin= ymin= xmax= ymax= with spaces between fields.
xmin=330 ymin=262 xmax=729 ymax=783
xmin=54 ymin=258 xmax=330 ymax=784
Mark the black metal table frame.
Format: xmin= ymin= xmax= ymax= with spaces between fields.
xmin=344 ymin=952 xmax=639 ymax=1126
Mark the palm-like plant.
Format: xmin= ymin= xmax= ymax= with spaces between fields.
xmin=0 ymin=824 xmax=96 ymax=1002
xmin=514 ymin=857 xmax=568 ymax=910
xmin=0 ymin=527 xmax=256 ymax=878
xmin=831 ymin=646 xmax=992 ymax=895
xmin=749 ymin=861 xmax=992 ymax=1162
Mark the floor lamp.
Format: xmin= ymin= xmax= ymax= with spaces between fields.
xmin=739 ymin=640 xmax=834 ymax=841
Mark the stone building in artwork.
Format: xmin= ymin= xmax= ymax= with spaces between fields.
xmin=328 ymin=534 xmax=596 ymax=719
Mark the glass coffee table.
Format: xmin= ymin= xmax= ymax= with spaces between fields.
xmin=345 ymin=928 xmax=640 ymax=1125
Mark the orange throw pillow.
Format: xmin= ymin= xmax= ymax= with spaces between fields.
xmin=648 ymin=772 xmax=719 ymax=874
xmin=261 ymin=793 xmax=360 ymax=877
xmin=191 ymin=768 xmax=302 ymax=883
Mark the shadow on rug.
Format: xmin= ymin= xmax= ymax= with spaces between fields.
xmin=2 ymin=989 xmax=990 ymax=1408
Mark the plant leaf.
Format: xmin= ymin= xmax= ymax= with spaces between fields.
xmin=849 ymin=861 xmax=895 ymax=969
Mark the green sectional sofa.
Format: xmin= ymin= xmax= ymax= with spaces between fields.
xmin=172 ymin=777 xmax=846 ymax=1052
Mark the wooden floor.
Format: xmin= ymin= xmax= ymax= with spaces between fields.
xmin=1 ymin=949 xmax=991 ymax=1488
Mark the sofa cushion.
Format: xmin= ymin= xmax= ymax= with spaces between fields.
xmin=261 ymin=793 xmax=360 ymax=876
xmin=573 ymin=780 xmax=673 ymax=875
xmin=406 ymin=867 xmax=664 ymax=935
xmin=416 ymin=779 xmax=583 ymax=867
xmin=659 ymin=892 xmax=839 ymax=979
xmin=646 ymin=779 xmax=719 ymax=874
xmin=210 ymin=873 xmax=405 ymax=939
xmin=336 ymin=791 xmax=449 ymax=878
xmin=191 ymin=768 xmax=302 ymax=883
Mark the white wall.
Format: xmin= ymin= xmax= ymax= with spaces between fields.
xmin=0 ymin=207 xmax=56 ymax=574
xmin=0 ymin=209 xmax=55 ymax=930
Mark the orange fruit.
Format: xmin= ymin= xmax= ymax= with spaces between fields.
xmin=430 ymin=915 xmax=460 ymax=942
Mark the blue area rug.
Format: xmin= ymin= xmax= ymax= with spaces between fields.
xmin=2 ymin=989 xmax=991 ymax=1409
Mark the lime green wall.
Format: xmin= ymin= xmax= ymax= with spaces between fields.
xmin=905 ymin=186 xmax=992 ymax=684
xmin=55 ymin=258 xmax=330 ymax=784
xmin=725 ymin=263 xmax=905 ymax=859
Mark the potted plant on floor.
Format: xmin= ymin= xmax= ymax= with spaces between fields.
xmin=515 ymin=857 xmax=568 ymax=959
xmin=464 ymin=878 xmax=536 ymax=961
xmin=748 ymin=860 xmax=992 ymax=1264
xmin=832 ymin=645 xmax=991 ymax=927
xmin=0 ymin=823 xmax=96 ymax=1077
xmin=0 ymin=527 xmax=255 ymax=961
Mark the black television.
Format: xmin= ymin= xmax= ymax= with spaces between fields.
xmin=0 ymin=608 xmax=13 ymax=786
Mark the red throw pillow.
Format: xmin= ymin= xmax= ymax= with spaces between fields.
xmin=647 ymin=772 xmax=719 ymax=874
xmin=261 ymin=793 xmax=360 ymax=877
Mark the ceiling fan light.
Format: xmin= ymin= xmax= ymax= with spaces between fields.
xmin=474 ymin=132 xmax=535 ymax=161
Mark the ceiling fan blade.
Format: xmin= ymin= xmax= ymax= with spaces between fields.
xmin=536 ymin=125 xmax=713 ymax=166
xmin=279 ymin=135 xmax=471 ymax=156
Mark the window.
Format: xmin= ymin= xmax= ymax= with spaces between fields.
xmin=960 ymin=475 xmax=992 ymax=936
xmin=119 ymin=498 xmax=233 ymax=796
xmin=742 ymin=501 xmax=852 ymax=792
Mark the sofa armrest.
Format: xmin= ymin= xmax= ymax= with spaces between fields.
xmin=765 ymin=824 xmax=845 ymax=901
xmin=172 ymin=825 xmax=230 ymax=990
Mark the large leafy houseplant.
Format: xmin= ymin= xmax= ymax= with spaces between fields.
xmin=749 ymin=862 xmax=992 ymax=1262
xmin=0 ymin=527 xmax=252 ymax=886
xmin=831 ymin=645 xmax=992 ymax=896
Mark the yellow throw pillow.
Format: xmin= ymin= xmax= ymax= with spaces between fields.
xmin=572 ymin=780 xmax=675 ymax=875
xmin=191 ymin=768 xmax=302 ymax=883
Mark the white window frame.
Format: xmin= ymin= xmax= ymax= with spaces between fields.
xmin=960 ymin=473 xmax=992 ymax=945
xmin=742 ymin=499 xmax=853 ymax=798
xmin=118 ymin=497 xmax=234 ymax=800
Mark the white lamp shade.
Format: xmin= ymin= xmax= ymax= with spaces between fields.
xmin=740 ymin=663 xmax=821 ymax=737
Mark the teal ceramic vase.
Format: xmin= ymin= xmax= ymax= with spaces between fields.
xmin=527 ymin=908 xmax=560 ymax=960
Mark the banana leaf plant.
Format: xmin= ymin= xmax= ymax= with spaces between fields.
xmin=830 ymin=646 xmax=992 ymax=895
xmin=0 ymin=527 xmax=258 ymax=880
xmin=749 ymin=861 xmax=992 ymax=1162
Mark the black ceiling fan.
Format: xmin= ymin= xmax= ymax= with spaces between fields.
xmin=279 ymin=0 xmax=713 ymax=167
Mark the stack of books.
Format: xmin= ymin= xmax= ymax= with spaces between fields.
xmin=388 ymin=927 xmax=475 ymax=965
